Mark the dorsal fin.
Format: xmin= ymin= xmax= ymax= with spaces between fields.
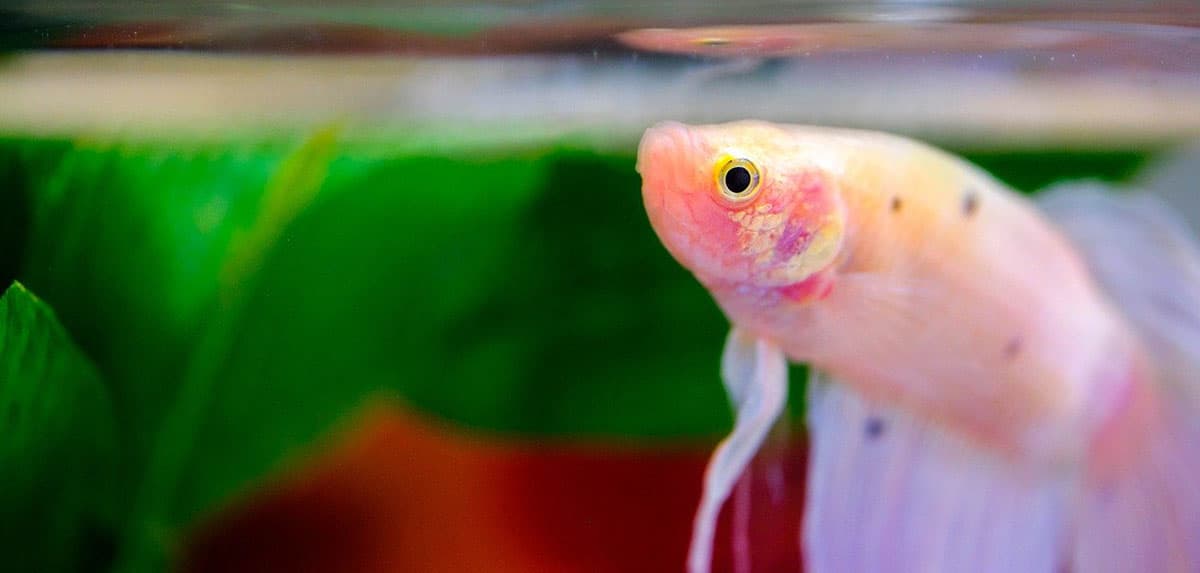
xmin=1039 ymin=183 xmax=1200 ymax=399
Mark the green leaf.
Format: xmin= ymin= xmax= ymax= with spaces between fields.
xmin=9 ymin=136 xmax=290 ymax=476
xmin=170 ymin=149 xmax=556 ymax=524
xmin=0 ymin=281 xmax=116 ymax=573
xmin=116 ymin=126 xmax=342 ymax=573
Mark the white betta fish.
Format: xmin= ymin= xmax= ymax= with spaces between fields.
xmin=637 ymin=120 xmax=1200 ymax=572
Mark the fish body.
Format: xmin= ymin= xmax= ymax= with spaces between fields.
xmin=637 ymin=120 xmax=1200 ymax=572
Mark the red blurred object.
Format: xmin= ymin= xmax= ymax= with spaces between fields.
xmin=182 ymin=401 xmax=807 ymax=573
xmin=50 ymin=21 xmax=627 ymax=55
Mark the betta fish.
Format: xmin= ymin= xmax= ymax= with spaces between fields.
xmin=637 ymin=120 xmax=1200 ymax=572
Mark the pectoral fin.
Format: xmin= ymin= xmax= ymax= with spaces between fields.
xmin=803 ymin=375 xmax=1070 ymax=573
xmin=688 ymin=328 xmax=788 ymax=573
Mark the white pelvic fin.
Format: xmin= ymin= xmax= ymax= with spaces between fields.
xmin=802 ymin=375 xmax=1070 ymax=573
xmin=688 ymin=328 xmax=788 ymax=573
xmin=1038 ymin=184 xmax=1200 ymax=571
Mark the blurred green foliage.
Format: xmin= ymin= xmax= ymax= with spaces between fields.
xmin=0 ymin=282 xmax=116 ymax=572
xmin=961 ymin=149 xmax=1151 ymax=192
xmin=0 ymin=131 xmax=1154 ymax=572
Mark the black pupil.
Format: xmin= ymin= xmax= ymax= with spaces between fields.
xmin=724 ymin=166 xmax=752 ymax=194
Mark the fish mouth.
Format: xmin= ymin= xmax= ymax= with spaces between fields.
xmin=636 ymin=121 xmax=694 ymax=178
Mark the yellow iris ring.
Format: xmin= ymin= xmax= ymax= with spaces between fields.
xmin=715 ymin=156 xmax=761 ymax=202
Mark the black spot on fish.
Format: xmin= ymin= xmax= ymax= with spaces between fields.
xmin=1004 ymin=337 xmax=1022 ymax=359
xmin=890 ymin=196 xmax=903 ymax=212
xmin=962 ymin=189 xmax=980 ymax=217
xmin=864 ymin=416 xmax=885 ymax=439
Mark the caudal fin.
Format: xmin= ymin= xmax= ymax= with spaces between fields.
xmin=1040 ymin=184 xmax=1200 ymax=571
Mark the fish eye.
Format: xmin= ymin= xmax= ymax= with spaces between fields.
xmin=717 ymin=158 xmax=760 ymax=201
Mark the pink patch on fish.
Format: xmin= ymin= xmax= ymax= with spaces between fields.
xmin=776 ymin=173 xmax=835 ymax=260
xmin=1085 ymin=356 xmax=1159 ymax=482
xmin=774 ymin=220 xmax=812 ymax=261
xmin=779 ymin=270 xmax=834 ymax=302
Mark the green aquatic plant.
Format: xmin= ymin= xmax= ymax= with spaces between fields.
xmin=0 ymin=282 xmax=115 ymax=572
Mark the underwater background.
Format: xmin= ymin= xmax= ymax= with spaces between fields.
xmin=1 ymin=2 xmax=1199 ymax=572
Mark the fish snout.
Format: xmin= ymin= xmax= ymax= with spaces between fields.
xmin=636 ymin=121 xmax=695 ymax=180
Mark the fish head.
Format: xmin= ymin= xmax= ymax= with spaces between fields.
xmin=637 ymin=120 xmax=846 ymax=294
